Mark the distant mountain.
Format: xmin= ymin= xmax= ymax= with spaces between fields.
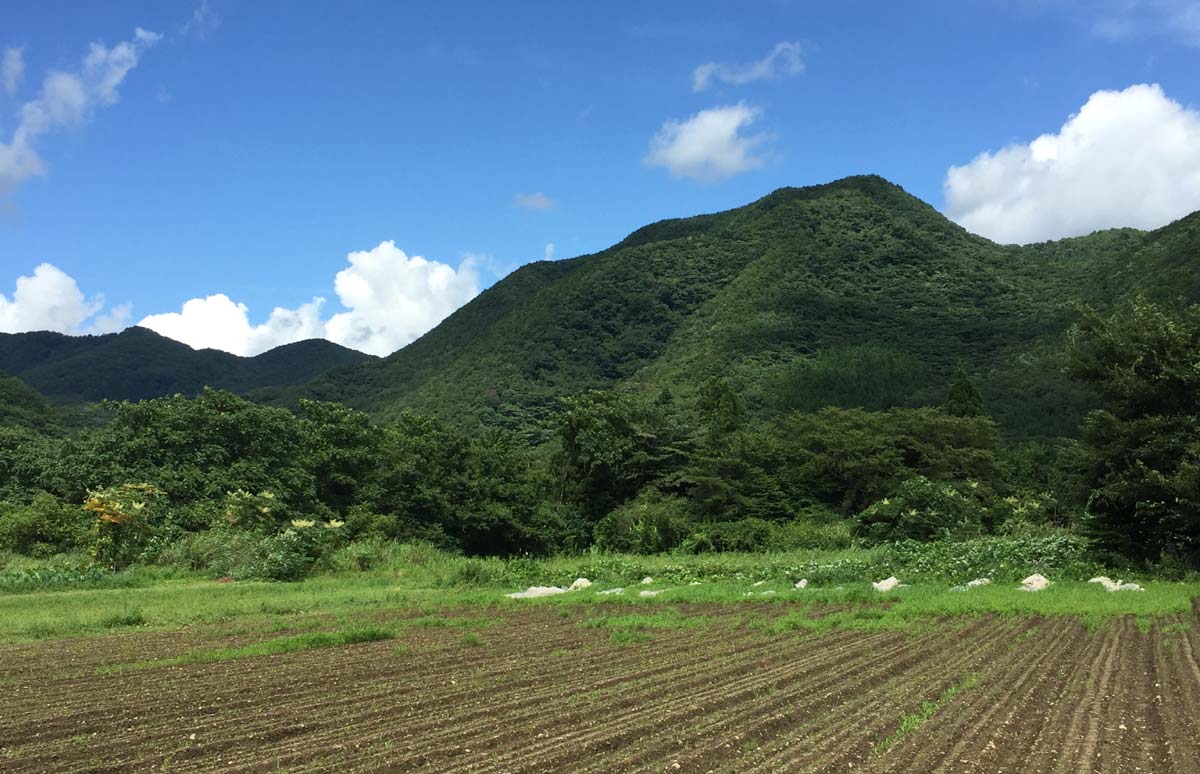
xmin=285 ymin=175 xmax=1199 ymax=440
xmin=0 ymin=327 xmax=375 ymax=403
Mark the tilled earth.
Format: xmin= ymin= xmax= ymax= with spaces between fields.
xmin=2 ymin=603 xmax=1199 ymax=773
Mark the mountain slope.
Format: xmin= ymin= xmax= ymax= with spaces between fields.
xmin=294 ymin=175 xmax=1198 ymax=440
xmin=0 ymin=327 xmax=375 ymax=403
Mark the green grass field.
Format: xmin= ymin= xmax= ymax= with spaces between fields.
xmin=1 ymin=548 xmax=1195 ymax=643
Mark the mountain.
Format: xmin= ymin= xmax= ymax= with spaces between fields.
xmin=287 ymin=175 xmax=1199 ymax=440
xmin=0 ymin=327 xmax=375 ymax=404
xmin=0 ymin=372 xmax=59 ymax=431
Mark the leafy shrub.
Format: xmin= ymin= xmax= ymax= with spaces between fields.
xmin=85 ymin=484 xmax=167 ymax=570
xmin=854 ymin=477 xmax=985 ymax=544
xmin=221 ymin=489 xmax=281 ymax=532
xmin=152 ymin=529 xmax=268 ymax=576
xmin=883 ymin=534 xmax=1097 ymax=582
xmin=682 ymin=518 xmax=774 ymax=553
xmin=0 ymin=493 xmax=91 ymax=557
xmin=247 ymin=519 xmax=347 ymax=581
xmin=0 ymin=561 xmax=123 ymax=594
xmin=593 ymin=490 xmax=690 ymax=554
xmin=769 ymin=518 xmax=853 ymax=551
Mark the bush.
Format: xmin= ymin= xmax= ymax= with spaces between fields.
xmin=883 ymin=534 xmax=1097 ymax=582
xmin=152 ymin=529 xmax=269 ymax=576
xmin=683 ymin=518 xmax=774 ymax=553
xmin=593 ymin=490 xmax=690 ymax=554
xmin=85 ymin=484 xmax=167 ymax=570
xmin=769 ymin=518 xmax=853 ymax=551
xmin=0 ymin=493 xmax=91 ymax=557
xmin=247 ymin=519 xmax=347 ymax=581
xmin=853 ymin=477 xmax=985 ymax=544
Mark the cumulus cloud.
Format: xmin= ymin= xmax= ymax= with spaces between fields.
xmin=0 ymin=263 xmax=129 ymax=335
xmin=323 ymin=241 xmax=479 ymax=356
xmin=139 ymin=241 xmax=479 ymax=357
xmin=945 ymin=84 xmax=1200 ymax=244
xmin=692 ymin=41 xmax=804 ymax=92
xmin=139 ymin=295 xmax=326 ymax=356
xmin=514 ymin=192 xmax=557 ymax=211
xmin=645 ymin=103 xmax=769 ymax=182
xmin=544 ymin=242 xmax=555 ymax=260
xmin=0 ymin=28 xmax=159 ymax=196
xmin=2 ymin=47 xmax=23 ymax=95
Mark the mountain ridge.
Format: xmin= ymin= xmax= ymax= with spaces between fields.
xmin=0 ymin=326 xmax=375 ymax=404
xmin=284 ymin=174 xmax=1190 ymax=439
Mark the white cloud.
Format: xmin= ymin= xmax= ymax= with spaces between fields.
xmin=692 ymin=41 xmax=804 ymax=92
xmin=645 ymin=103 xmax=769 ymax=182
xmin=514 ymin=192 xmax=557 ymax=211
xmin=1083 ymin=0 xmax=1200 ymax=45
xmin=544 ymin=242 xmax=555 ymax=261
xmin=139 ymin=295 xmax=326 ymax=356
xmin=139 ymin=241 xmax=479 ymax=357
xmin=181 ymin=1 xmax=221 ymax=39
xmin=0 ymin=28 xmax=159 ymax=196
xmin=2 ymin=47 xmax=23 ymax=95
xmin=944 ymin=84 xmax=1200 ymax=244
xmin=0 ymin=263 xmax=128 ymax=335
xmin=324 ymin=241 xmax=479 ymax=356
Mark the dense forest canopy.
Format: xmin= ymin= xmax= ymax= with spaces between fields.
xmin=1 ymin=177 xmax=1198 ymax=575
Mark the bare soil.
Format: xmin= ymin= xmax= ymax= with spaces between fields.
xmin=1 ymin=603 xmax=1198 ymax=773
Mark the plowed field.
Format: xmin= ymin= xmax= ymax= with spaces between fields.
xmin=2 ymin=603 xmax=1198 ymax=772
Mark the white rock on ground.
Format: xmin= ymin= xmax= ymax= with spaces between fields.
xmin=753 ymin=580 xmax=765 ymax=587
xmin=872 ymin=576 xmax=901 ymax=593
xmin=1019 ymin=574 xmax=1051 ymax=592
xmin=641 ymin=576 xmax=654 ymax=585
xmin=567 ymin=577 xmax=592 ymax=591
xmin=688 ymin=581 xmax=702 ymax=586
xmin=1117 ymin=582 xmax=1145 ymax=592
xmin=639 ymin=589 xmax=664 ymax=598
xmin=795 ymin=579 xmax=808 ymax=590
xmin=597 ymin=587 xmax=624 ymax=595
xmin=506 ymin=586 xmax=568 ymax=599
xmin=967 ymin=578 xmax=992 ymax=587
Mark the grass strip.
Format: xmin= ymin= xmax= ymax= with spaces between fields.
xmin=581 ymin=612 xmax=710 ymax=631
xmin=98 ymin=626 xmax=393 ymax=674
xmin=874 ymin=672 xmax=979 ymax=754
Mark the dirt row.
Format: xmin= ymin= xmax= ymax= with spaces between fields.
xmin=2 ymin=603 xmax=1198 ymax=772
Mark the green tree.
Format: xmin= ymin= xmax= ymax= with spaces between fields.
xmin=1067 ymin=297 xmax=1200 ymax=566
xmin=944 ymin=365 xmax=987 ymax=418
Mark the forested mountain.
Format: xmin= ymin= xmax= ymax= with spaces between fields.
xmin=6 ymin=176 xmax=1197 ymax=441
xmin=0 ymin=327 xmax=374 ymax=404
xmin=289 ymin=175 xmax=1198 ymax=440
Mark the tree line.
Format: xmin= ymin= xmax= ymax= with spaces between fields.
xmin=0 ymin=296 xmax=1196 ymax=572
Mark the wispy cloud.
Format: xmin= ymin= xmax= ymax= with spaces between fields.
xmin=1060 ymin=0 xmax=1200 ymax=46
xmin=181 ymin=1 xmax=221 ymax=39
xmin=692 ymin=41 xmax=804 ymax=92
xmin=514 ymin=192 xmax=557 ymax=211
xmin=0 ymin=28 xmax=160 ymax=197
xmin=2 ymin=47 xmax=23 ymax=95
xmin=645 ymin=102 xmax=770 ymax=182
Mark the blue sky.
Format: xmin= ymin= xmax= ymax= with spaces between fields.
xmin=2 ymin=1 xmax=1200 ymax=355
